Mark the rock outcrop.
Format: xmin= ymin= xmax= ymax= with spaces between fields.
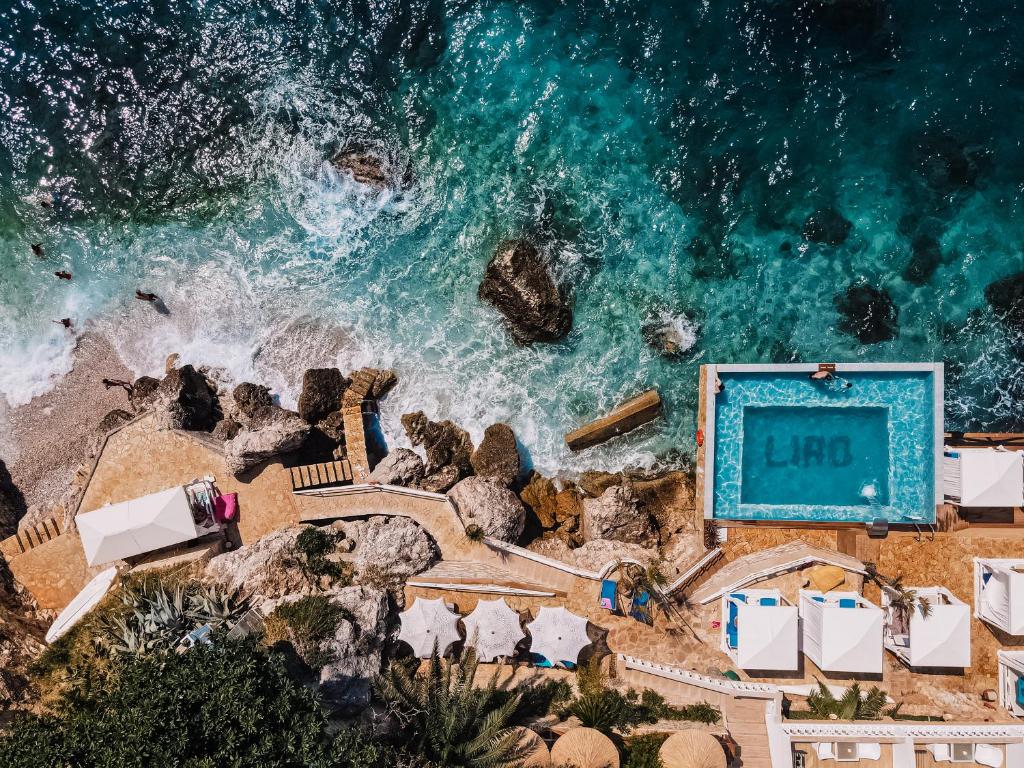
xmin=367 ymin=448 xmax=425 ymax=487
xmin=985 ymin=272 xmax=1024 ymax=332
xmin=419 ymin=465 xmax=461 ymax=494
xmin=96 ymin=408 xmax=134 ymax=435
xmin=332 ymin=150 xmax=394 ymax=190
xmin=802 ymin=207 xmax=852 ymax=246
xmin=223 ymin=406 xmax=310 ymax=475
xmin=233 ymin=382 xmax=274 ymax=419
xmin=478 ymin=239 xmax=573 ymax=344
xmin=157 ymin=364 xmax=218 ymax=430
xmin=448 ymin=477 xmax=525 ymax=543
xmin=571 ymin=540 xmax=659 ymax=572
xmin=298 ymin=368 xmax=349 ymax=425
xmin=0 ymin=558 xmax=47 ymax=707
xmin=582 ymin=485 xmax=658 ymax=547
xmin=128 ymin=375 xmax=161 ymax=412
xmin=834 ymin=283 xmax=899 ymax=344
xmin=205 ymin=527 xmax=324 ymax=599
xmin=0 ymin=460 xmax=27 ymax=538
xmin=317 ymin=586 xmax=389 ymax=712
xmin=338 ymin=516 xmax=439 ymax=582
xmin=400 ymin=411 xmax=473 ymax=487
xmin=519 ymin=472 xmax=582 ymax=546
xmin=470 ymin=423 xmax=520 ymax=486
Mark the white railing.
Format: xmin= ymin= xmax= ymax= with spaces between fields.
xmin=664 ymin=547 xmax=723 ymax=595
xmin=618 ymin=654 xmax=781 ymax=699
xmin=780 ymin=722 xmax=1024 ymax=740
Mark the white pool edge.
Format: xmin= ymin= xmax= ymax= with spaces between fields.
xmin=702 ymin=362 xmax=945 ymax=524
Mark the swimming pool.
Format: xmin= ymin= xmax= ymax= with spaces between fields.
xmin=704 ymin=364 xmax=943 ymax=524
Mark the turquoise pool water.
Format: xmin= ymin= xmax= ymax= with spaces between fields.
xmin=713 ymin=370 xmax=937 ymax=523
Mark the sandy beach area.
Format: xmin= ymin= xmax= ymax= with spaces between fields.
xmin=1 ymin=332 xmax=134 ymax=517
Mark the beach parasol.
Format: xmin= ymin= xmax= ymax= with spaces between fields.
xmin=658 ymin=731 xmax=727 ymax=768
xmin=511 ymin=727 xmax=551 ymax=767
xmin=397 ymin=597 xmax=461 ymax=658
xmin=550 ymin=727 xmax=619 ymax=768
xmin=462 ymin=598 xmax=525 ymax=662
xmin=526 ymin=606 xmax=591 ymax=665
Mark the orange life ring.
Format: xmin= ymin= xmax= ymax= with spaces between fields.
xmin=696 ymin=429 xmax=705 ymax=447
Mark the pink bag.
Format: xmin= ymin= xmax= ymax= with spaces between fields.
xmin=213 ymin=493 xmax=238 ymax=523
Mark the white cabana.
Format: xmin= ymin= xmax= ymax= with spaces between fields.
xmin=720 ymin=588 xmax=799 ymax=671
xmin=526 ymin=606 xmax=591 ymax=666
xmin=975 ymin=558 xmax=1024 ymax=636
xmin=799 ymin=590 xmax=883 ymax=674
xmin=461 ymin=598 xmax=525 ymax=662
xmin=45 ymin=567 xmax=118 ymax=643
xmin=882 ymin=586 xmax=970 ymax=668
xmin=998 ymin=650 xmax=1024 ymax=719
xmin=76 ymin=486 xmax=210 ymax=567
xmin=944 ymin=448 xmax=1024 ymax=507
xmin=397 ymin=597 xmax=462 ymax=658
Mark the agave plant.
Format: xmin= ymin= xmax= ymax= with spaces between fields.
xmin=96 ymin=578 xmax=248 ymax=657
xmin=376 ymin=647 xmax=525 ymax=768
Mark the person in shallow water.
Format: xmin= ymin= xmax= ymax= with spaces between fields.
xmin=54 ymin=270 xmax=71 ymax=280
xmin=135 ymin=289 xmax=159 ymax=302
xmin=810 ymin=369 xmax=853 ymax=389
xmin=53 ymin=318 xmax=72 ymax=329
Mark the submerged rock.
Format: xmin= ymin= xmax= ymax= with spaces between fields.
xmin=297 ymin=368 xmax=349 ymax=424
xmin=985 ymin=272 xmax=1024 ymax=332
xmin=478 ymin=239 xmax=573 ymax=344
xmin=367 ymin=448 xmax=425 ymax=487
xmin=448 ymin=477 xmax=526 ymax=543
xmin=158 ymin=365 xmax=218 ymax=430
xmin=233 ymin=382 xmax=274 ymax=419
xmin=642 ymin=312 xmax=700 ymax=358
xmin=912 ymin=131 xmax=987 ymax=194
xmin=582 ymin=485 xmax=658 ymax=547
xmin=331 ymin=149 xmax=392 ymax=189
xmin=223 ymin=406 xmax=310 ymax=475
xmin=470 ymin=423 xmax=520 ymax=486
xmin=834 ymin=283 xmax=899 ymax=344
xmin=903 ymin=233 xmax=945 ymax=286
xmin=400 ymin=411 xmax=473 ymax=477
xmin=802 ymin=207 xmax=852 ymax=246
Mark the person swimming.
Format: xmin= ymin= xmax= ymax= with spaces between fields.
xmin=54 ymin=270 xmax=72 ymax=280
xmin=135 ymin=289 xmax=159 ymax=302
xmin=53 ymin=318 xmax=72 ymax=329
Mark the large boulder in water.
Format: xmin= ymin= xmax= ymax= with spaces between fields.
xmin=297 ymin=368 xmax=349 ymax=424
xmin=803 ymin=208 xmax=852 ymax=246
xmin=834 ymin=283 xmax=899 ymax=344
xmin=233 ymin=382 xmax=274 ymax=419
xmin=331 ymin=149 xmax=395 ymax=190
xmin=470 ymin=423 xmax=520 ymax=486
xmin=367 ymin=448 xmax=425 ymax=487
xmin=642 ymin=312 xmax=700 ymax=358
xmin=582 ymin=485 xmax=658 ymax=547
xmin=223 ymin=406 xmax=310 ymax=475
xmin=985 ymin=272 xmax=1024 ymax=332
xmin=448 ymin=477 xmax=525 ymax=543
xmin=478 ymin=240 xmax=573 ymax=344
xmin=157 ymin=365 xmax=218 ymax=430
xmin=400 ymin=411 xmax=473 ymax=476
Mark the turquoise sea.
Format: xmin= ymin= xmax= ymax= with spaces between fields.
xmin=1 ymin=0 xmax=1023 ymax=474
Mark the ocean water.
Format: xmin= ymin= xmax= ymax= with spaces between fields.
xmin=1 ymin=0 xmax=1023 ymax=475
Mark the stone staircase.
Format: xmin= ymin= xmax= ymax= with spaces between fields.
xmin=340 ymin=369 xmax=378 ymax=482
xmin=0 ymin=516 xmax=63 ymax=560
xmin=725 ymin=698 xmax=774 ymax=768
xmin=289 ymin=459 xmax=354 ymax=492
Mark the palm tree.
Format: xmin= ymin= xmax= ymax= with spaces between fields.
xmin=865 ymin=564 xmax=932 ymax=634
xmin=806 ymin=681 xmax=890 ymax=721
xmin=376 ymin=646 xmax=527 ymax=768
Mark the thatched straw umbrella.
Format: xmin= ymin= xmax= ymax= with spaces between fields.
xmin=550 ymin=727 xmax=619 ymax=768
xmin=511 ymin=726 xmax=551 ymax=767
xmin=658 ymin=731 xmax=727 ymax=768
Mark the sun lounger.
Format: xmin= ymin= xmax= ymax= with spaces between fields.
xmin=630 ymin=591 xmax=653 ymax=625
xmin=599 ymin=579 xmax=618 ymax=611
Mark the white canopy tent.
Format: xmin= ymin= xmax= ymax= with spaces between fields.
xmin=397 ymin=597 xmax=462 ymax=658
xmin=461 ymin=598 xmax=525 ymax=662
xmin=944 ymin=448 xmax=1024 ymax=507
xmin=997 ymin=650 xmax=1024 ymax=719
xmin=799 ymin=591 xmax=883 ymax=674
xmin=975 ymin=559 xmax=1024 ymax=636
xmin=526 ymin=606 xmax=591 ymax=666
xmin=720 ymin=589 xmax=799 ymax=671
xmin=76 ymin=487 xmax=206 ymax=567
xmin=882 ymin=586 xmax=971 ymax=668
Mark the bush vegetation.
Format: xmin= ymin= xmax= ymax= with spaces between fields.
xmin=266 ymin=595 xmax=352 ymax=668
xmin=295 ymin=526 xmax=348 ymax=582
xmin=622 ymin=734 xmax=667 ymax=768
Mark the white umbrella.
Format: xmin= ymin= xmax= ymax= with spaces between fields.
xmin=526 ymin=606 xmax=591 ymax=665
xmin=398 ymin=597 xmax=462 ymax=658
xmin=462 ymin=598 xmax=525 ymax=662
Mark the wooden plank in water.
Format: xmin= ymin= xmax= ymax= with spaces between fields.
xmin=565 ymin=389 xmax=662 ymax=452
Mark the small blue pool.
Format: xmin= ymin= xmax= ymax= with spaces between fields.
xmin=707 ymin=364 xmax=942 ymax=524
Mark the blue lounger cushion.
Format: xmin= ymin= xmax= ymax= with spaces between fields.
xmin=839 ymin=598 xmax=857 ymax=608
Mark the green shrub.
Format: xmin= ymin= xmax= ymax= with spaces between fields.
xmin=270 ymin=595 xmax=350 ymax=668
xmin=623 ymin=734 xmax=667 ymax=768
xmin=295 ymin=526 xmax=348 ymax=582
